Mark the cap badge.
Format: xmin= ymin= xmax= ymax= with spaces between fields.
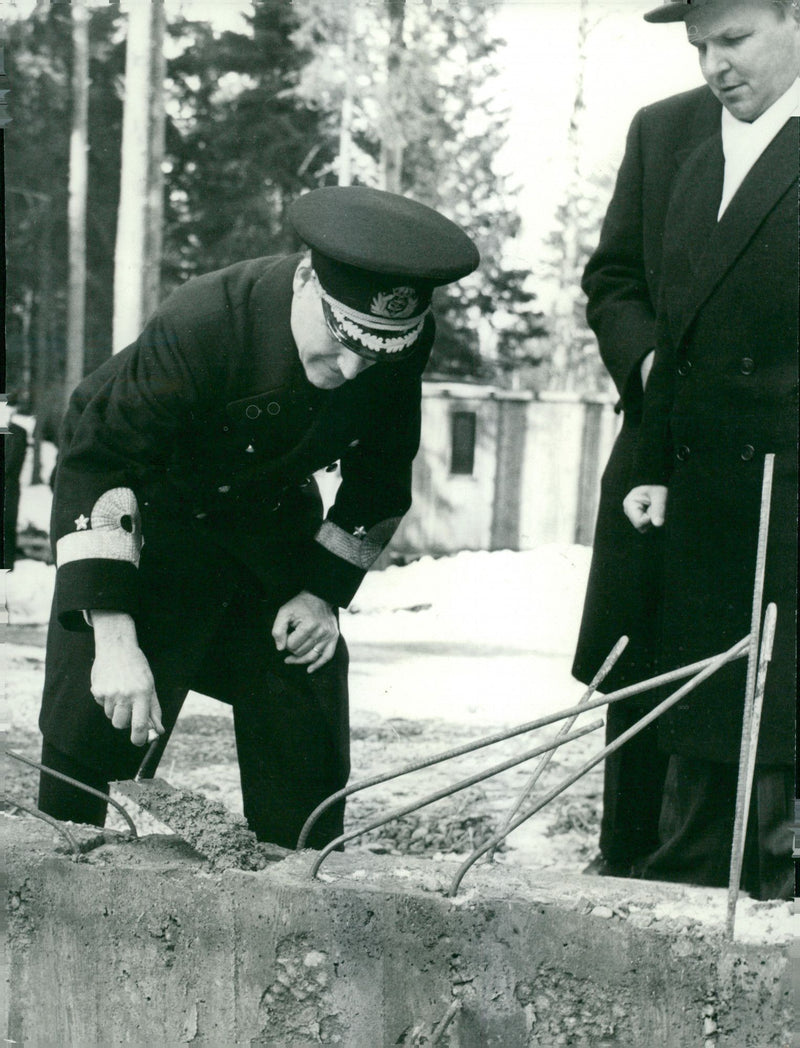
xmin=370 ymin=287 xmax=419 ymax=320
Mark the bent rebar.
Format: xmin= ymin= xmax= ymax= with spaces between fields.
xmin=726 ymin=603 xmax=777 ymax=939
xmin=727 ymin=454 xmax=775 ymax=937
xmin=431 ymin=1000 xmax=462 ymax=1044
xmin=309 ymin=719 xmax=604 ymax=878
xmin=3 ymin=794 xmax=82 ymax=857
xmin=5 ymin=750 xmax=138 ymax=838
xmin=447 ymin=633 xmax=750 ymax=897
xmin=493 ymin=635 xmax=628 ymax=853
xmin=297 ymin=644 xmax=747 ymax=850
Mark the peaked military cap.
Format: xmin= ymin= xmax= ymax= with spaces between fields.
xmin=644 ymin=0 xmax=716 ymax=22
xmin=288 ymin=186 xmax=480 ymax=361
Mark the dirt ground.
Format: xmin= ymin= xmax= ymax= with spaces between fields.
xmin=3 ymin=625 xmax=604 ymax=876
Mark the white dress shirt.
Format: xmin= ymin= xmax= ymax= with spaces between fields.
xmin=718 ymin=77 xmax=800 ymax=219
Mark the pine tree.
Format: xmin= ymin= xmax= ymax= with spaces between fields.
xmin=163 ymin=1 xmax=333 ymax=287
xmin=290 ymin=0 xmax=547 ymax=383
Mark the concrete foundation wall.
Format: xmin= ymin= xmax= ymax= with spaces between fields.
xmin=4 ymin=817 xmax=792 ymax=1048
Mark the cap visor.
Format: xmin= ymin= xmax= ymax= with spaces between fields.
xmin=644 ymin=3 xmax=691 ymax=21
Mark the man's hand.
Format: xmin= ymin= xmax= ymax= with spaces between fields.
xmin=90 ymin=611 xmax=164 ymax=746
xmin=272 ymin=591 xmax=339 ymax=673
xmin=623 ymin=485 xmax=668 ymax=532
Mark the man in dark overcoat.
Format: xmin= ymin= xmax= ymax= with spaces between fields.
xmin=572 ymin=82 xmax=721 ymax=879
xmin=36 ymin=186 xmax=479 ymax=850
xmin=623 ymin=0 xmax=798 ymax=900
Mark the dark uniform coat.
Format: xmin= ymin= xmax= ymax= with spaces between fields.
xmin=40 ymin=254 xmax=432 ymax=847
xmin=632 ymin=114 xmax=798 ymax=768
xmin=571 ymin=87 xmax=722 ymax=867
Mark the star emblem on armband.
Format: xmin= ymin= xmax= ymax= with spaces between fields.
xmin=75 ymin=514 xmax=90 ymax=531
xmin=353 ymin=526 xmax=367 ymax=539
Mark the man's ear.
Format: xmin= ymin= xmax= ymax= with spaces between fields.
xmin=293 ymin=257 xmax=313 ymax=293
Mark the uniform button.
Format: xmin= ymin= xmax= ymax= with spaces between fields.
xmin=218 ymin=485 xmax=231 ymax=494
xmin=740 ymin=357 xmax=755 ymax=375
xmin=245 ymin=404 xmax=261 ymax=420
xmin=676 ymin=445 xmax=691 ymax=462
xmin=740 ymin=444 xmax=755 ymax=461
xmin=195 ymin=512 xmax=208 ymax=520
xmin=267 ymin=401 xmax=280 ymax=416
xmin=349 ymin=439 xmax=360 ymax=448
xmin=677 ymin=361 xmax=692 ymax=377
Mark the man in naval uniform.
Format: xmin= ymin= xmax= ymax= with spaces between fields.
xmin=621 ymin=0 xmax=798 ymax=899
xmin=37 ymin=186 xmax=479 ymax=850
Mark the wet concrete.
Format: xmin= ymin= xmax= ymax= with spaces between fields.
xmin=3 ymin=812 xmax=793 ymax=1047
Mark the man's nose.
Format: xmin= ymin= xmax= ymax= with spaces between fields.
xmin=337 ymin=347 xmax=372 ymax=380
xmin=703 ymin=44 xmax=732 ymax=80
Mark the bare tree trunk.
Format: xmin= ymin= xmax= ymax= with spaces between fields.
xmin=547 ymin=0 xmax=590 ymax=391
xmin=380 ymin=0 xmax=405 ymax=194
xmin=63 ymin=0 xmax=89 ymax=408
xmin=32 ymin=206 xmax=54 ymax=485
xmin=19 ymin=288 xmax=33 ymax=410
xmin=337 ymin=0 xmax=356 ymax=187
xmin=143 ymin=0 xmax=166 ymax=320
xmin=113 ymin=0 xmax=166 ymax=351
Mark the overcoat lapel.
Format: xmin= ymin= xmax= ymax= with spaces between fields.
xmin=664 ymin=118 xmax=799 ymax=346
xmin=672 ymin=88 xmax=721 ymax=168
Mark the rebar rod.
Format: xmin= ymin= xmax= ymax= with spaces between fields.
xmin=5 ymin=750 xmax=138 ymax=838
xmin=430 ymin=1000 xmax=462 ymax=1044
xmin=726 ymin=453 xmax=774 ymax=934
xmin=448 ymin=634 xmax=749 ymax=897
xmin=494 ymin=635 xmax=628 ymax=852
xmin=297 ymin=644 xmax=746 ymax=850
xmin=3 ymin=794 xmax=82 ymax=856
xmin=726 ymin=603 xmax=777 ymax=939
xmin=309 ymin=720 xmax=604 ymax=878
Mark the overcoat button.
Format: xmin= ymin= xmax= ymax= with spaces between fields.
xmin=349 ymin=439 xmax=360 ymax=448
xmin=195 ymin=512 xmax=207 ymax=520
xmin=218 ymin=485 xmax=231 ymax=494
xmin=267 ymin=402 xmax=281 ymax=416
xmin=740 ymin=358 xmax=755 ymax=375
xmin=740 ymin=444 xmax=755 ymax=461
xmin=676 ymin=445 xmax=691 ymax=462
xmin=245 ymin=404 xmax=261 ymax=420
xmin=677 ymin=361 xmax=692 ymax=377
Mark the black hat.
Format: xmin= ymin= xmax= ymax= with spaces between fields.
xmin=288 ymin=186 xmax=480 ymax=361
xmin=644 ymin=0 xmax=713 ymax=22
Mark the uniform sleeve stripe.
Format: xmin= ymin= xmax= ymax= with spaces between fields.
xmin=57 ymin=528 xmax=142 ymax=568
xmin=315 ymin=518 xmax=401 ymax=570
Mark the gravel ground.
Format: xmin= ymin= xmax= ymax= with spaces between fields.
xmin=3 ymin=629 xmax=603 ymax=876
